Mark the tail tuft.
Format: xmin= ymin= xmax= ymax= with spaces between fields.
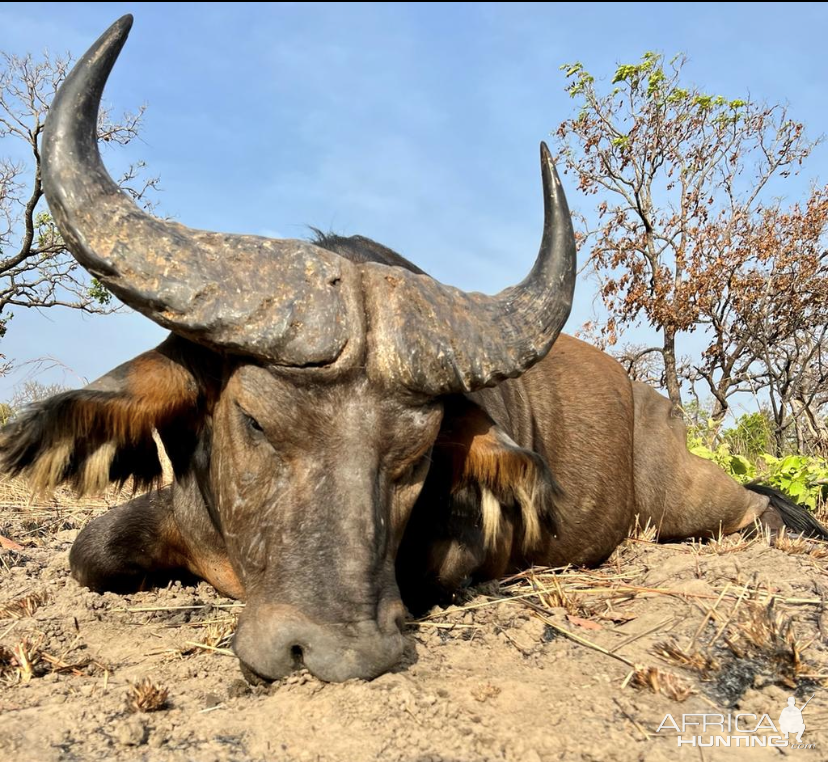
xmin=746 ymin=482 xmax=828 ymax=541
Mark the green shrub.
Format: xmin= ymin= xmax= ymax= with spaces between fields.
xmin=689 ymin=441 xmax=756 ymax=483
xmin=722 ymin=412 xmax=774 ymax=461
xmin=761 ymin=454 xmax=828 ymax=511
xmin=686 ymin=409 xmax=827 ymax=511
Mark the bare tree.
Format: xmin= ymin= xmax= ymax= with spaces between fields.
xmin=0 ymin=50 xmax=158 ymax=350
xmin=612 ymin=343 xmax=663 ymax=385
xmin=9 ymin=378 xmax=70 ymax=409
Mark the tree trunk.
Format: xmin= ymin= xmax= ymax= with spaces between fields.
xmin=773 ymin=426 xmax=785 ymax=457
xmin=772 ymin=406 xmax=786 ymax=457
xmin=662 ymin=328 xmax=683 ymax=409
xmin=711 ymin=397 xmax=729 ymax=423
xmin=791 ymin=398 xmax=828 ymax=457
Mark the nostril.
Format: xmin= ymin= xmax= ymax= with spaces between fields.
xmin=290 ymin=644 xmax=305 ymax=670
xmin=394 ymin=611 xmax=405 ymax=632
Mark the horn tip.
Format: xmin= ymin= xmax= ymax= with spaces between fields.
xmin=115 ymin=14 xmax=134 ymax=31
xmin=103 ymin=15 xmax=134 ymax=45
xmin=539 ymin=141 xmax=560 ymax=172
xmin=84 ymin=15 xmax=133 ymax=62
xmin=538 ymin=141 xmax=563 ymax=191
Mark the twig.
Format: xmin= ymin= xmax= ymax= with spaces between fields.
xmin=613 ymin=697 xmax=651 ymax=740
xmin=118 ymin=603 xmax=244 ymax=613
xmin=494 ymin=626 xmax=533 ymax=656
xmin=610 ymin=616 xmax=677 ymax=654
xmin=409 ymin=622 xmax=478 ymax=629
xmin=198 ymin=704 xmax=225 ymax=714
xmin=182 ymin=641 xmax=234 ymax=656
xmin=0 ymin=620 xmax=19 ymax=640
xmin=519 ymin=601 xmax=636 ymax=669
xmin=689 ymin=583 xmax=731 ymax=649
xmin=709 ymin=584 xmax=749 ymax=648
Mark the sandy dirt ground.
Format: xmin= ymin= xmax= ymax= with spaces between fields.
xmin=1 ymin=482 xmax=828 ymax=762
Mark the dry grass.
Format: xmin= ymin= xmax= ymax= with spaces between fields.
xmin=628 ymin=515 xmax=658 ymax=543
xmin=0 ymin=636 xmax=43 ymax=684
xmin=0 ymin=631 xmax=111 ymax=687
xmin=3 ymin=469 xmax=823 ymax=710
xmin=139 ymin=613 xmax=239 ymax=660
xmin=629 ymin=665 xmax=693 ymax=702
xmin=0 ymin=591 xmax=48 ymax=619
xmin=127 ymin=678 xmax=169 ymax=712
xmin=654 ymin=638 xmax=718 ymax=676
xmin=0 ymin=550 xmax=25 ymax=574
xmin=704 ymin=533 xmax=754 ymax=555
xmin=773 ymin=530 xmax=811 ymax=555
xmin=420 ymin=565 xmax=660 ymax=670
xmin=772 ymin=529 xmax=828 ymax=559
xmin=522 ymin=568 xmax=588 ymax=616
xmin=0 ymin=476 xmax=140 ymax=549
xmin=684 ymin=522 xmax=828 ymax=560
xmin=197 ymin=617 xmax=236 ymax=650
xmin=418 ymin=543 xmax=826 ymax=707
xmin=724 ymin=596 xmax=809 ymax=684
xmin=650 ymin=581 xmax=819 ymax=700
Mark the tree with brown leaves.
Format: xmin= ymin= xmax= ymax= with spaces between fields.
xmin=0 ymin=50 xmax=157 ymax=363
xmin=723 ymin=188 xmax=828 ymax=454
xmin=555 ymin=52 xmax=819 ymax=411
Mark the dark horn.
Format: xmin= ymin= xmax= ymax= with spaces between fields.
xmin=42 ymin=15 xmax=361 ymax=366
xmin=364 ymin=142 xmax=576 ymax=395
xmin=45 ymin=17 xmax=574 ymax=390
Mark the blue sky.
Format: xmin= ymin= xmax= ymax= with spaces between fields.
xmin=0 ymin=2 xmax=826 ymax=399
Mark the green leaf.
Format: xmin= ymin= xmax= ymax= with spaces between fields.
xmin=88 ymin=278 xmax=113 ymax=306
xmin=728 ymin=455 xmax=753 ymax=476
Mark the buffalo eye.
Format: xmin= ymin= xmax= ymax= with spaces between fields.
xmin=237 ymin=404 xmax=265 ymax=438
xmin=393 ymin=449 xmax=433 ymax=483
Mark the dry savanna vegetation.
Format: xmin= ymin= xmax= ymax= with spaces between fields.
xmin=1 ymin=31 xmax=828 ymax=762
xmin=2 ymin=476 xmax=828 ymax=761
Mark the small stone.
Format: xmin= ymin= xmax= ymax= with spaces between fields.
xmin=204 ymin=693 xmax=222 ymax=708
xmin=55 ymin=529 xmax=79 ymax=543
xmin=116 ymin=716 xmax=148 ymax=747
xmin=227 ymin=679 xmax=251 ymax=699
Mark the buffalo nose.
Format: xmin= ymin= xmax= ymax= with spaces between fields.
xmin=233 ymin=602 xmax=405 ymax=683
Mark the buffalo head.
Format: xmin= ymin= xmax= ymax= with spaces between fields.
xmin=3 ymin=16 xmax=575 ymax=682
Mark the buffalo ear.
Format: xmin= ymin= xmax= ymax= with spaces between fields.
xmin=434 ymin=397 xmax=559 ymax=551
xmin=0 ymin=336 xmax=214 ymax=496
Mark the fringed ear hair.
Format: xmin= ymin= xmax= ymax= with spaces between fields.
xmin=0 ymin=338 xmax=207 ymax=496
xmin=435 ymin=399 xmax=559 ymax=551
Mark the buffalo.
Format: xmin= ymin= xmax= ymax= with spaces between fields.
xmin=2 ymin=16 xmax=825 ymax=684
